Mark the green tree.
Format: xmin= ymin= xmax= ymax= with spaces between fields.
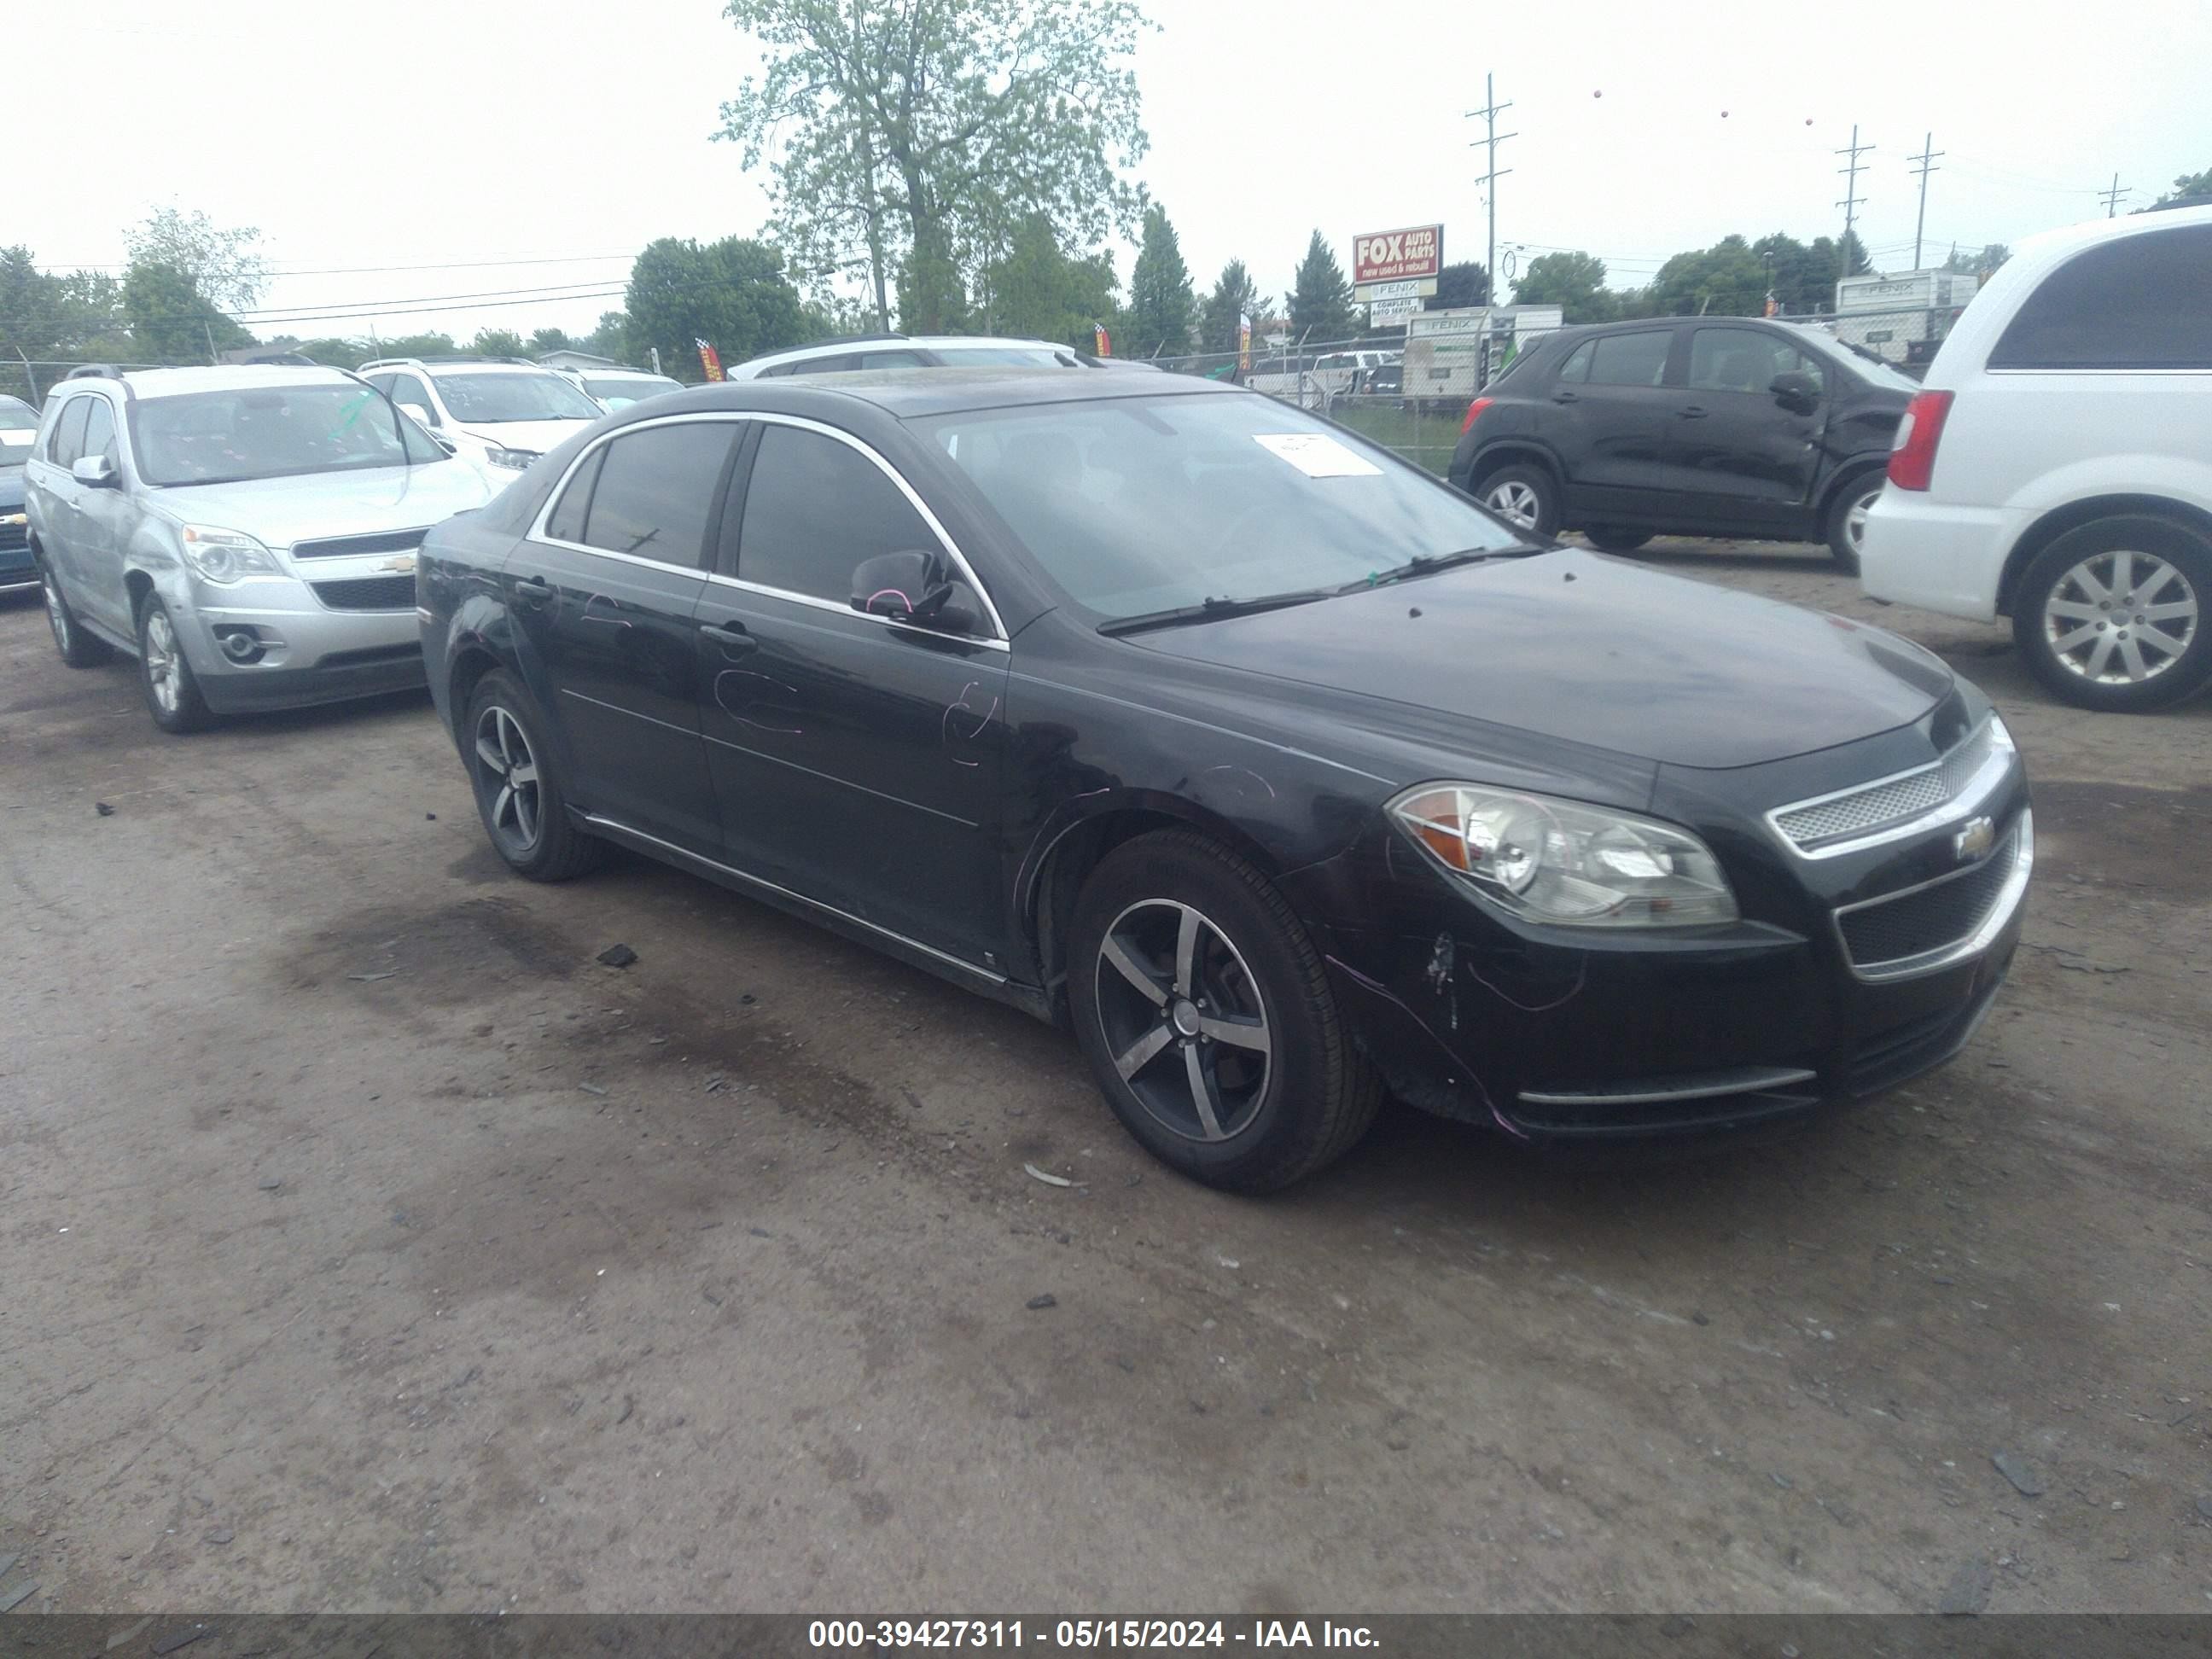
xmin=528 ymin=326 xmax=573 ymax=356
xmin=626 ymin=236 xmax=806 ymax=381
xmin=2142 ymin=166 xmax=2212 ymax=211
xmin=470 ymin=328 xmax=528 ymax=358
xmin=1123 ymin=203 xmax=1194 ymax=358
xmin=372 ymin=333 xmax=462 ymax=361
xmin=977 ymin=213 xmax=1116 ymax=347
xmin=1428 ymin=260 xmax=1489 ymax=310
xmin=1289 ymin=230 xmax=1356 ymax=342
xmin=717 ymin=0 xmax=1152 ymax=333
xmin=584 ymin=312 xmax=632 ymax=360
xmin=125 ymin=206 xmax=269 ymax=312
xmin=1513 ymin=250 xmax=1614 ymax=323
xmin=1198 ymin=259 xmax=1262 ymax=354
xmin=123 ymin=262 xmax=250 ymax=361
xmin=285 ymin=335 xmax=371 ymax=366
xmin=1941 ymin=242 xmax=2011 ymax=276
xmin=1644 ymin=235 xmax=1771 ymax=317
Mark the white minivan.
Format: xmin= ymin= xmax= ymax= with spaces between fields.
xmin=1860 ymin=202 xmax=2212 ymax=711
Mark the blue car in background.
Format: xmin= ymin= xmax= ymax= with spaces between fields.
xmin=1 ymin=393 xmax=40 ymax=591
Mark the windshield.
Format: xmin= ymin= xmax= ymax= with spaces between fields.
xmin=130 ymin=384 xmax=450 ymax=487
xmin=582 ymin=374 xmax=683 ymax=409
xmin=1784 ymin=324 xmax=1924 ymax=393
xmin=920 ymin=393 xmax=1528 ymax=620
xmin=432 ymin=370 xmax=601 ymax=423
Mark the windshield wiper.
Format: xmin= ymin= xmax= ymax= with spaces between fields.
xmin=1097 ymin=588 xmax=1336 ymax=637
xmin=1340 ymin=544 xmax=1542 ymax=592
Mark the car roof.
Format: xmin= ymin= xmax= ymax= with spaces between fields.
xmin=739 ymin=334 xmax=1080 ymax=365
xmin=108 ymin=364 xmax=360 ymax=397
xmin=641 ymin=365 xmax=1240 ymax=420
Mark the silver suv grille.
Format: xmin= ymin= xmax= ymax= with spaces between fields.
xmin=1772 ymin=719 xmax=2000 ymax=853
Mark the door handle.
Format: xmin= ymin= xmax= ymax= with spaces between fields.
xmin=1677 ymin=405 xmax=1709 ymax=419
xmin=512 ymin=574 xmax=553 ymax=609
xmin=1551 ymin=390 xmax=1580 ymax=404
xmin=700 ymin=621 xmax=757 ymax=656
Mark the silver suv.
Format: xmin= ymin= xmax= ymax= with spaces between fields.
xmin=24 ymin=364 xmax=493 ymax=732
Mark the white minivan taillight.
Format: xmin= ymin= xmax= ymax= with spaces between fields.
xmin=1887 ymin=390 xmax=1954 ymax=491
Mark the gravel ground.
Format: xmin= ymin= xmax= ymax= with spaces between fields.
xmin=3 ymin=540 xmax=2208 ymax=1616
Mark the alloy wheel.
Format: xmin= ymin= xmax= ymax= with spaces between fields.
xmin=1484 ymin=478 xmax=1540 ymax=530
xmin=2041 ymin=548 xmax=2199 ymax=685
xmin=1843 ymin=486 xmax=1881 ymax=556
xmin=1093 ymin=898 xmax=1273 ymax=1144
xmin=474 ymin=705 xmax=544 ymax=853
xmin=143 ymin=608 xmax=182 ymax=714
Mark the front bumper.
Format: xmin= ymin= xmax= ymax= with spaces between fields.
xmin=172 ymin=579 xmax=427 ymax=713
xmin=1289 ymin=719 xmax=2032 ymax=1145
xmin=0 ymin=512 xmax=32 ymax=587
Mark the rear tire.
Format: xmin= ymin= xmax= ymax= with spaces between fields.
xmin=1825 ymin=475 xmax=1883 ymax=575
xmin=1585 ymin=526 xmax=1654 ymax=554
xmin=135 ymin=593 xmax=215 ymax=733
xmin=1474 ymin=463 xmax=1560 ymax=539
xmin=464 ymin=670 xmax=606 ymax=880
xmin=1067 ymin=830 xmax=1382 ymax=1193
xmin=2010 ymin=515 xmax=2212 ymax=712
xmin=39 ymin=556 xmax=112 ymax=668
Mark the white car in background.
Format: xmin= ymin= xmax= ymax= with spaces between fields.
xmin=1860 ymin=203 xmax=2212 ymax=711
xmin=727 ymin=333 xmax=1088 ymax=378
xmin=358 ymin=357 xmax=604 ymax=477
xmin=550 ymin=365 xmax=685 ymax=411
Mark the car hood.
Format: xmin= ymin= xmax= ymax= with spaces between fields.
xmin=450 ymin=417 xmax=598 ymax=456
xmin=148 ymin=462 xmax=494 ymax=550
xmin=1129 ymin=548 xmax=1954 ymax=770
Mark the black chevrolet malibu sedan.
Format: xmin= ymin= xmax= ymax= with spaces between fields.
xmin=419 ymin=370 xmax=2031 ymax=1192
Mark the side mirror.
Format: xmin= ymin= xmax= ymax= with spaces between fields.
xmin=71 ymin=454 xmax=119 ymax=488
xmin=432 ymin=435 xmax=458 ymax=456
xmin=1770 ymin=370 xmax=1819 ymax=409
xmin=852 ymin=549 xmax=959 ymax=626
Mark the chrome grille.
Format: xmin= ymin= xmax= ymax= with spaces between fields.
xmin=291 ymin=527 xmax=428 ymax=561
xmin=1773 ymin=719 xmax=1998 ymax=851
xmin=1836 ymin=824 xmax=2021 ymax=974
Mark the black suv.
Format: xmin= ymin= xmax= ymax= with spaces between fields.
xmin=1447 ymin=317 xmax=1918 ymax=571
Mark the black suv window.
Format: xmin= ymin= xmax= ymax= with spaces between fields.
xmin=576 ymin=422 xmax=736 ymax=568
xmin=734 ymin=425 xmax=940 ymax=604
xmin=1688 ymin=327 xmax=1817 ymax=394
xmin=1555 ymin=340 xmax=1594 ymax=383
xmin=48 ymin=396 xmax=93 ymax=467
xmin=1586 ymin=330 xmax=1672 ymax=387
xmin=1989 ymin=224 xmax=2212 ymax=370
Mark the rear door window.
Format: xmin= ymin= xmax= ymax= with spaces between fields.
xmin=1988 ymin=224 xmax=2212 ymax=370
xmin=1688 ymin=327 xmax=1818 ymax=394
xmin=1586 ymin=330 xmax=1673 ymax=387
xmin=576 ymin=422 xmax=737 ymax=568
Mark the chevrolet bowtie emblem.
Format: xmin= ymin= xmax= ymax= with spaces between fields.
xmin=377 ymin=554 xmax=418 ymax=574
xmin=1953 ymin=815 xmax=1995 ymax=863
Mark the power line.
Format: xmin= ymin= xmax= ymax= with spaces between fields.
xmin=2098 ymin=172 xmax=2132 ymax=216
xmin=1465 ymin=74 xmax=1516 ymax=301
xmin=1835 ymin=124 xmax=1875 ymax=287
xmin=42 ymin=252 xmax=637 ymax=277
xmin=1908 ymin=132 xmax=1944 ymax=270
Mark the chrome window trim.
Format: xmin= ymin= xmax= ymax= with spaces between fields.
xmin=525 ymin=409 xmax=1010 ymax=643
xmin=581 ymin=813 xmax=1004 ymax=987
xmin=1830 ymin=809 xmax=2034 ymax=984
xmin=1766 ymin=715 xmax=2013 ymax=860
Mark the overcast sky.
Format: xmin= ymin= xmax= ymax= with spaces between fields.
xmin=16 ymin=0 xmax=2207 ymax=352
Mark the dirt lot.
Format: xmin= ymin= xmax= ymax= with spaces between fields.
xmin=3 ymin=541 xmax=2208 ymax=1616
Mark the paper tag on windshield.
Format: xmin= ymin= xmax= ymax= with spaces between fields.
xmin=1252 ymin=433 xmax=1382 ymax=478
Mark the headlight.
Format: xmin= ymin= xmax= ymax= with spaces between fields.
xmin=179 ymin=526 xmax=282 ymax=585
xmin=1389 ymin=783 xmax=1739 ymax=928
xmin=485 ymin=447 xmax=538 ymax=471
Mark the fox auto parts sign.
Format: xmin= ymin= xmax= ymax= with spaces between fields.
xmin=1353 ymin=225 xmax=1442 ymax=286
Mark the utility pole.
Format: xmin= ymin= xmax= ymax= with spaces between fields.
xmin=2098 ymin=172 xmax=2131 ymax=217
xmin=1908 ymin=132 xmax=1943 ymax=270
xmin=1466 ymin=73 xmax=1516 ymax=307
xmin=1835 ymin=125 xmax=1875 ymax=294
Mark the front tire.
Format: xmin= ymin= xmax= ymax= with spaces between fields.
xmin=1475 ymin=463 xmax=1560 ymax=539
xmin=1585 ymin=526 xmax=1654 ymax=554
xmin=1825 ymin=475 xmax=1883 ymax=575
xmin=2011 ymin=515 xmax=2212 ymax=712
xmin=136 ymin=593 xmax=215 ymax=733
xmin=40 ymin=558 xmax=112 ymax=668
xmin=464 ymin=670 xmax=606 ymax=880
xmin=1068 ymin=830 xmax=1381 ymax=1193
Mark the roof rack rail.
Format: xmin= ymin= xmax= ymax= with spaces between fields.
xmin=63 ymin=364 xmax=138 ymax=399
xmin=777 ymin=331 xmax=911 ymax=354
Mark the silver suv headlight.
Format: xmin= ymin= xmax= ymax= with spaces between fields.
xmin=1389 ymin=783 xmax=1739 ymax=928
xmin=179 ymin=525 xmax=283 ymax=585
xmin=485 ymin=447 xmax=539 ymax=471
